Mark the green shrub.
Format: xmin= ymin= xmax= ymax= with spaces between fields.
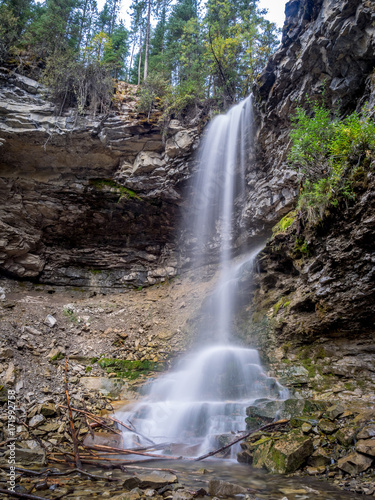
xmin=288 ymin=101 xmax=375 ymax=223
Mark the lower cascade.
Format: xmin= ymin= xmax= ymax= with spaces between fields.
xmin=115 ymin=96 xmax=287 ymax=458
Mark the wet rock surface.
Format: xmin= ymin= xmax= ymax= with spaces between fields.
xmin=239 ymin=172 xmax=375 ymax=403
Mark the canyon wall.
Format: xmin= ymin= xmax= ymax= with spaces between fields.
xmin=238 ymin=0 xmax=375 ymax=399
xmin=0 ymin=76 xmax=199 ymax=287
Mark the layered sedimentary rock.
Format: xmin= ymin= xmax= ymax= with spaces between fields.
xmin=238 ymin=0 xmax=375 ymax=399
xmin=0 ymin=74 xmax=199 ymax=286
xmin=241 ymin=0 xmax=375 ymax=232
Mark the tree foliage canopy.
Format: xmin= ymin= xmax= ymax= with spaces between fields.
xmin=0 ymin=0 xmax=279 ymax=111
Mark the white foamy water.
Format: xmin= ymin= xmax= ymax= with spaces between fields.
xmin=115 ymin=97 xmax=287 ymax=458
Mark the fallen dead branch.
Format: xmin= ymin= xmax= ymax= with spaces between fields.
xmin=195 ymin=418 xmax=289 ymax=461
xmin=0 ymin=489 xmax=51 ymax=500
xmin=64 ymin=357 xmax=82 ymax=469
xmin=108 ymin=415 xmax=155 ymax=445
xmin=0 ymin=465 xmax=120 ymax=482
xmin=84 ymin=442 xmax=183 ymax=460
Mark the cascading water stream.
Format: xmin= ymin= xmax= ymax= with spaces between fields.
xmin=115 ymin=96 xmax=287 ymax=458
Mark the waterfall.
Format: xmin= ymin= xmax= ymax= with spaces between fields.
xmin=115 ymin=96 xmax=286 ymax=458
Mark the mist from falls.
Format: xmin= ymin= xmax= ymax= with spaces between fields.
xmin=115 ymin=96 xmax=287 ymax=458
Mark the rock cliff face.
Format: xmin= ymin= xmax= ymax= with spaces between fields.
xmin=238 ymin=0 xmax=375 ymax=399
xmin=0 ymin=74 xmax=199 ymax=287
xmin=241 ymin=0 xmax=375 ymax=233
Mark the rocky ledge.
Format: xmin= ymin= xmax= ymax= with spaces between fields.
xmin=0 ymin=73 xmax=200 ymax=287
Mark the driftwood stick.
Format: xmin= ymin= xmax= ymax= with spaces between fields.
xmin=64 ymin=357 xmax=82 ymax=469
xmin=195 ymin=419 xmax=289 ymax=461
xmin=0 ymin=489 xmax=50 ymax=500
xmin=0 ymin=465 xmax=119 ymax=482
xmin=58 ymin=405 xmax=121 ymax=435
xmin=84 ymin=442 xmax=182 ymax=460
xmin=107 ymin=415 xmax=155 ymax=446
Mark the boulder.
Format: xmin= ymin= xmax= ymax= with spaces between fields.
xmin=165 ymin=130 xmax=194 ymax=158
xmin=252 ymin=433 xmax=314 ymax=474
xmin=337 ymin=452 xmax=373 ymax=475
xmin=80 ymin=376 xmax=127 ymax=398
xmin=355 ymin=439 xmax=375 ymax=457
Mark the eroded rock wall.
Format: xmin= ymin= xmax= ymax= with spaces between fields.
xmin=236 ymin=0 xmax=375 ymax=400
xmin=241 ymin=0 xmax=375 ymax=233
xmin=0 ymin=73 xmax=200 ymax=287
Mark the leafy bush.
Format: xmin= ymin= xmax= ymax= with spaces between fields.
xmin=288 ymin=101 xmax=375 ymax=223
xmin=137 ymin=72 xmax=171 ymax=118
xmin=43 ymin=52 xmax=114 ymax=114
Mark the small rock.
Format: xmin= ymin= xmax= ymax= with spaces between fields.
xmin=14 ymin=447 xmax=46 ymax=465
xmin=302 ymin=422 xmax=312 ymax=434
xmin=4 ymin=362 xmax=16 ymax=385
xmin=45 ymin=314 xmax=57 ymax=327
xmin=171 ymin=491 xmax=193 ymax=500
xmin=357 ymin=424 xmax=375 ymax=439
xmin=135 ymin=471 xmax=178 ymax=489
xmin=208 ymin=480 xmax=248 ymax=497
xmin=335 ymin=427 xmax=356 ymax=446
xmin=325 ymin=405 xmax=344 ymax=420
xmin=308 ymin=447 xmax=331 ymax=467
xmin=40 ymin=403 xmax=57 ymax=417
xmin=29 ymin=414 xmax=46 ymax=428
xmin=0 ymin=348 xmax=14 ymax=360
xmin=318 ymin=419 xmax=338 ymax=434
xmin=306 ymin=466 xmax=326 ymax=475
xmin=337 ymin=452 xmax=373 ymax=475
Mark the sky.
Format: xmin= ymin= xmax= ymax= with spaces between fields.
xmin=98 ymin=0 xmax=288 ymax=29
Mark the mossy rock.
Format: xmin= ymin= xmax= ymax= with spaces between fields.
xmin=252 ymin=431 xmax=314 ymax=474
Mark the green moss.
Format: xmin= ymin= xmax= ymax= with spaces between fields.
xmin=272 ymin=210 xmax=297 ymax=235
xmin=50 ymin=352 xmax=64 ymax=362
xmin=97 ymin=358 xmax=165 ymax=380
xmin=85 ymin=366 xmax=92 ymax=373
xmin=89 ymin=269 xmax=102 ymax=275
xmin=294 ymin=237 xmax=311 ymax=257
xmin=90 ymin=357 xmax=99 ymax=364
xmin=90 ymin=179 xmax=142 ymax=201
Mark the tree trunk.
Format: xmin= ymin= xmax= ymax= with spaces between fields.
xmin=143 ymin=0 xmax=151 ymax=81
xmin=138 ymin=31 xmax=143 ymax=85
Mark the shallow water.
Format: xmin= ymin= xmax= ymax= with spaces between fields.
xmin=119 ymin=459 xmax=371 ymax=500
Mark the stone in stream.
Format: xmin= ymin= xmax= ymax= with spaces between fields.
xmin=134 ymin=471 xmax=178 ymax=489
xmin=337 ymin=452 xmax=373 ymax=475
xmin=251 ymin=432 xmax=314 ymax=474
xmin=208 ymin=479 xmax=250 ymax=498
xmin=14 ymin=447 xmax=47 ymax=465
